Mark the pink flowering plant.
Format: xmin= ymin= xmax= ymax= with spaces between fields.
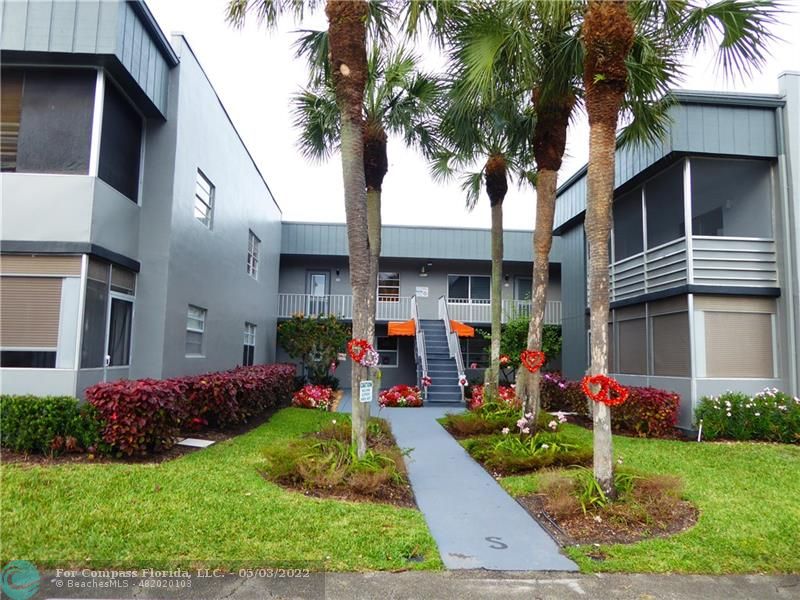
xmin=291 ymin=384 xmax=335 ymax=411
xmin=378 ymin=385 xmax=423 ymax=408
xmin=467 ymin=384 xmax=519 ymax=411
xmin=491 ymin=410 xmax=577 ymax=460
xmin=696 ymin=388 xmax=800 ymax=443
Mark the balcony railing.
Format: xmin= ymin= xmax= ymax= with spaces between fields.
xmin=277 ymin=293 xmax=563 ymax=325
xmin=446 ymin=298 xmax=562 ymax=325
xmin=609 ymin=236 xmax=778 ymax=302
xmin=277 ymin=294 xmax=412 ymax=321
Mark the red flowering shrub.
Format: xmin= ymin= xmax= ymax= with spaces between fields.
xmin=613 ymin=387 xmax=679 ymax=437
xmin=539 ymin=373 xmax=679 ymax=438
xmin=540 ymin=373 xmax=589 ymax=416
xmin=86 ymin=364 xmax=295 ymax=455
xmin=292 ymin=385 xmax=335 ymax=410
xmin=468 ymin=385 xmax=519 ymax=411
xmin=378 ymin=385 xmax=423 ymax=408
xmin=85 ymin=378 xmax=187 ymax=456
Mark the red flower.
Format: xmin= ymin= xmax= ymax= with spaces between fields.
xmin=500 ymin=354 xmax=510 ymax=365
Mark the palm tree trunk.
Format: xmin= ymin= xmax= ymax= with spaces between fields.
xmin=366 ymin=188 xmax=381 ymax=396
xmin=583 ymin=0 xmax=634 ymax=497
xmin=326 ymin=0 xmax=370 ymax=457
xmin=518 ymin=92 xmax=574 ymax=425
xmin=518 ymin=168 xmax=557 ymax=419
xmin=487 ymin=200 xmax=503 ymax=396
xmin=484 ymin=154 xmax=508 ymax=397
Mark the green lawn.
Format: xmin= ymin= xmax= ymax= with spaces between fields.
xmin=0 ymin=408 xmax=442 ymax=571
xmin=500 ymin=424 xmax=800 ymax=573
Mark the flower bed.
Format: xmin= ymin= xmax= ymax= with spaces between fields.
xmin=83 ymin=364 xmax=295 ymax=456
xmin=467 ymin=384 xmax=519 ymax=411
xmin=696 ymin=388 xmax=800 ymax=443
xmin=291 ymin=384 xmax=335 ymax=410
xmin=378 ymin=385 xmax=423 ymax=408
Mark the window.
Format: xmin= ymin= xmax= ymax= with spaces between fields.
xmin=448 ymin=275 xmax=491 ymax=301
xmin=247 ymin=230 xmax=260 ymax=279
xmin=98 ymin=80 xmax=143 ymax=201
xmin=376 ymin=336 xmax=398 ymax=367
xmin=690 ymin=158 xmax=773 ymax=238
xmin=80 ymin=260 xmax=136 ymax=368
xmin=186 ymin=305 xmax=206 ymax=356
xmin=1 ymin=68 xmax=95 ymax=174
xmin=243 ymin=322 xmax=256 ymax=366
xmin=0 ymin=276 xmax=62 ymax=368
xmin=194 ymin=170 xmax=214 ymax=228
xmin=651 ymin=312 xmax=690 ymax=376
xmin=613 ymin=189 xmax=644 ymax=261
xmin=646 ymin=161 xmax=685 ymax=248
xmin=378 ymin=272 xmax=400 ymax=301
xmin=460 ymin=337 xmax=489 ymax=368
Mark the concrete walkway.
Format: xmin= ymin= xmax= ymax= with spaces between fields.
xmin=339 ymin=396 xmax=577 ymax=571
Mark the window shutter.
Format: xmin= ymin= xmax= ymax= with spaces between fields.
xmin=617 ymin=318 xmax=647 ymax=374
xmin=0 ymin=277 xmax=62 ymax=347
xmin=705 ymin=312 xmax=773 ymax=377
xmin=652 ymin=312 xmax=690 ymax=376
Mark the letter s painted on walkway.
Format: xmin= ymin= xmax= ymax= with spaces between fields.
xmin=485 ymin=537 xmax=508 ymax=550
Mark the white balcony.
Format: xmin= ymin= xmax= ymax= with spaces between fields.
xmin=446 ymin=298 xmax=562 ymax=325
xmin=277 ymin=293 xmax=563 ymax=325
xmin=277 ymin=294 xmax=413 ymax=321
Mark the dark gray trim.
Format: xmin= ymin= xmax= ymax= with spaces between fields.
xmin=605 ymin=285 xmax=781 ymax=310
xmin=0 ymin=241 xmax=140 ymax=272
xmin=128 ymin=1 xmax=180 ymax=67
xmin=0 ymin=52 xmax=166 ymax=119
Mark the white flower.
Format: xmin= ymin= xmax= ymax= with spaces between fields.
xmin=524 ymin=412 xmax=533 ymax=419
xmin=522 ymin=427 xmax=531 ymax=434
xmin=331 ymin=419 xmax=336 ymax=424
xmin=548 ymin=420 xmax=558 ymax=431
xmin=754 ymin=412 xmax=760 ymax=417
xmin=516 ymin=418 xmax=527 ymax=429
xmin=727 ymin=412 xmax=732 ymax=417
xmin=501 ymin=427 xmax=510 ymax=435
xmin=541 ymin=443 xmax=549 ymax=449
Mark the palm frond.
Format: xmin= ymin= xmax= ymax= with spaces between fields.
xmin=225 ymin=0 xmax=322 ymax=29
xmin=291 ymin=88 xmax=340 ymax=162
xmin=293 ymin=29 xmax=329 ymax=87
xmin=461 ymin=169 xmax=485 ymax=211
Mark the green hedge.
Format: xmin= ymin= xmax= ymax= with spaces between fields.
xmin=696 ymin=388 xmax=800 ymax=443
xmin=0 ymin=395 xmax=105 ymax=455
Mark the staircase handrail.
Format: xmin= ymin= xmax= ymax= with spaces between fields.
xmin=411 ymin=296 xmax=428 ymax=395
xmin=438 ymin=296 xmax=466 ymax=401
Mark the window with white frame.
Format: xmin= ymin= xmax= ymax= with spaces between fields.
xmin=186 ymin=305 xmax=206 ymax=356
xmin=247 ymin=230 xmax=260 ymax=279
xmin=378 ymin=272 xmax=400 ymax=301
xmin=194 ymin=170 xmax=214 ymax=228
xmin=243 ymin=322 xmax=256 ymax=366
xmin=376 ymin=336 xmax=398 ymax=367
xmin=447 ymin=275 xmax=490 ymax=302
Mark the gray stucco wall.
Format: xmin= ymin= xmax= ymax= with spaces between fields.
xmin=156 ymin=35 xmax=281 ymax=379
xmin=559 ymin=224 xmax=586 ymax=380
xmin=282 ymin=222 xmax=563 ymax=264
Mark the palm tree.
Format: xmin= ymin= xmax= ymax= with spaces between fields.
xmin=432 ymin=23 xmax=536 ymax=396
xmin=292 ymin=40 xmax=440 ymax=347
xmin=581 ymin=0 xmax=783 ymax=496
xmin=226 ymin=0 xmax=373 ymax=455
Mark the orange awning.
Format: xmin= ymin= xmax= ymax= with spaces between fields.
xmin=388 ymin=319 xmax=416 ymax=336
xmin=450 ymin=320 xmax=475 ymax=337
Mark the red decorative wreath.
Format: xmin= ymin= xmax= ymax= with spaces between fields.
xmin=347 ymin=339 xmax=369 ymax=364
xmin=581 ymin=374 xmax=629 ymax=406
xmin=520 ymin=350 xmax=546 ymax=373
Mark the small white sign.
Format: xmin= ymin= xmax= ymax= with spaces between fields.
xmin=359 ymin=380 xmax=373 ymax=403
xmin=415 ymin=286 xmax=429 ymax=298
xmin=337 ymin=352 xmax=347 ymax=362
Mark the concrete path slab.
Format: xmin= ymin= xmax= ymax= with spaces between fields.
xmin=337 ymin=395 xmax=577 ymax=571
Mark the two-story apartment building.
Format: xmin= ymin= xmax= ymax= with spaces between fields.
xmin=555 ymin=77 xmax=800 ymax=430
xmin=0 ymin=0 xmax=281 ymax=397
xmin=277 ymin=222 xmax=562 ymax=399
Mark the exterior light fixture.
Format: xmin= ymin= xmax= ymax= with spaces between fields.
xmin=504 ymin=275 xmax=510 ymax=287
xmin=335 ymin=269 xmax=341 ymax=282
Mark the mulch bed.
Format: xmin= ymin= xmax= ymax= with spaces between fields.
xmin=1 ymin=406 xmax=283 ymax=467
xmin=517 ymin=493 xmax=698 ymax=547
